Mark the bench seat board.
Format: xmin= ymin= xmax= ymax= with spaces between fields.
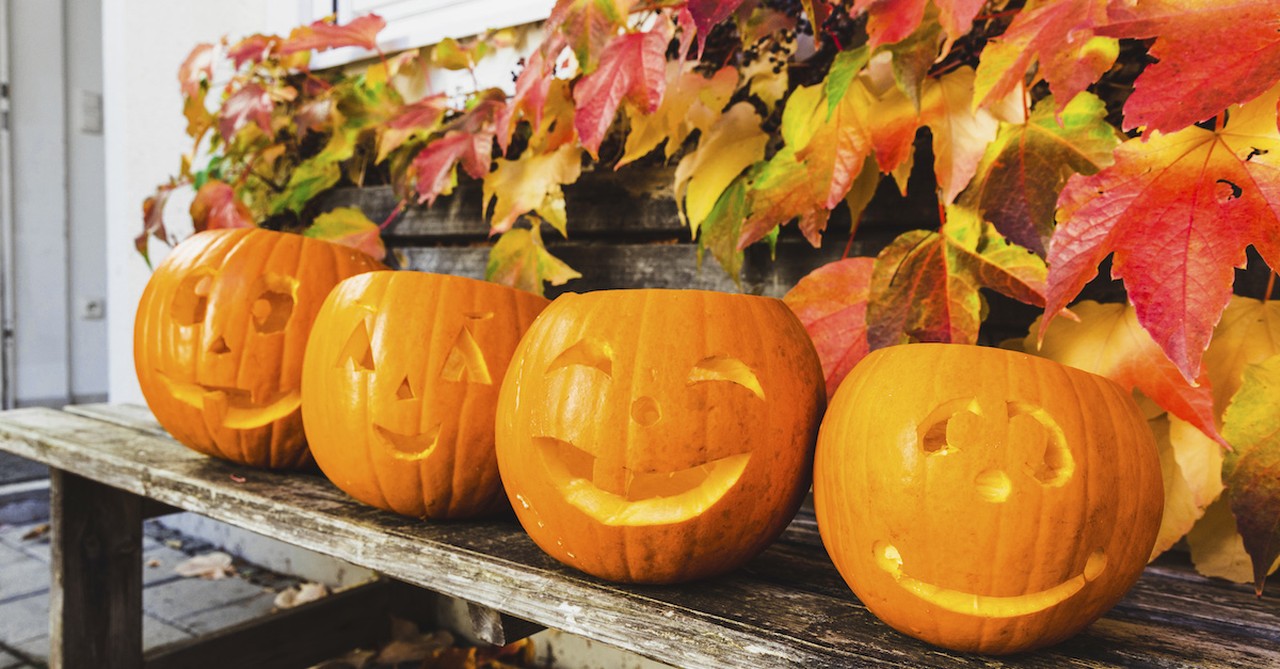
xmin=2 ymin=405 xmax=1277 ymax=668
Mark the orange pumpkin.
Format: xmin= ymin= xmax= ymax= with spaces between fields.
xmin=495 ymin=289 xmax=825 ymax=584
xmin=814 ymin=344 xmax=1163 ymax=654
xmin=301 ymin=271 xmax=549 ymax=518
xmin=134 ymin=228 xmax=385 ymax=469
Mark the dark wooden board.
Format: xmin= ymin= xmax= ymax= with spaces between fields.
xmin=2 ymin=405 xmax=1278 ymax=668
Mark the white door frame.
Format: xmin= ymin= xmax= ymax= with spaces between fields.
xmin=0 ymin=0 xmax=15 ymax=410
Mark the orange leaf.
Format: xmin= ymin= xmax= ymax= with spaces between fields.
xmin=573 ymin=29 xmax=669 ymax=158
xmin=280 ymin=14 xmax=386 ymax=55
xmin=189 ymin=180 xmax=254 ymax=233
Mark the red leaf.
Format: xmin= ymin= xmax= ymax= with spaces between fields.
xmin=496 ymin=35 xmax=562 ymax=152
xmin=783 ymin=257 xmax=874 ymax=399
xmin=852 ymin=0 xmax=984 ymax=48
xmin=413 ymin=132 xmax=473 ymax=206
xmin=687 ymin=0 xmax=744 ymax=57
xmin=227 ymin=34 xmax=274 ymax=69
xmin=280 ymin=14 xmax=386 ymax=55
xmin=546 ymin=0 xmax=634 ymax=72
xmin=189 ymin=180 xmax=254 ymax=233
xmin=218 ymin=83 xmax=273 ymax=142
xmin=573 ymin=29 xmax=669 ymax=158
xmin=178 ymin=43 xmax=215 ymax=99
xmin=1043 ymin=85 xmax=1280 ymax=383
xmin=377 ymin=94 xmax=448 ymax=162
xmin=1100 ymin=0 xmax=1280 ymax=134
xmin=138 ymin=184 xmax=176 ymax=263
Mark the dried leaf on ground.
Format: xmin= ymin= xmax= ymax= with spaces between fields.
xmin=174 ymin=551 xmax=235 ymax=579
xmin=274 ymin=581 xmax=330 ymax=609
xmin=21 ymin=523 xmax=49 ymax=541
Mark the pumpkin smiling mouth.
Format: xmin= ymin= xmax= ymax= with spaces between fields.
xmin=373 ymin=423 xmax=442 ymax=461
xmin=534 ymin=437 xmax=750 ymax=526
xmin=874 ymin=541 xmax=1109 ymax=617
xmin=161 ymin=375 xmax=301 ymax=429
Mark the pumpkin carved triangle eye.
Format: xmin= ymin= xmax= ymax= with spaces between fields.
xmin=441 ymin=312 xmax=494 ymax=384
xmin=548 ymin=338 xmax=613 ymax=377
xmin=338 ymin=320 xmax=375 ymax=372
xmin=687 ymin=356 xmax=764 ymax=400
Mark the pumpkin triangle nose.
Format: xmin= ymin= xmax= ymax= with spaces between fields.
xmin=209 ymin=336 xmax=231 ymax=354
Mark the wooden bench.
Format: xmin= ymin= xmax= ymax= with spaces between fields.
xmin=0 ymin=403 xmax=1277 ymax=668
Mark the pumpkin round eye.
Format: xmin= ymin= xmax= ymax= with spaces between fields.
xmin=170 ymin=272 xmax=213 ymax=326
xmin=251 ymin=275 xmax=296 ymax=334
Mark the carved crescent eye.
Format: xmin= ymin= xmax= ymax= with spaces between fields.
xmin=548 ymin=338 xmax=613 ymax=377
xmin=250 ymin=274 xmax=297 ymax=334
xmin=170 ymin=271 xmax=214 ymax=326
xmin=687 ymin=356 xmax=764 ymax=400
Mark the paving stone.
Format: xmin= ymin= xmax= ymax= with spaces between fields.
xmin=144 ymin=613 xmax=195 ymax=649
xmin=0 ymin=525 xmax=49 ymax=564
xmin=143 ymin=573 xmax=274 ymax=628
xmin=175 ymin=590 xmax=280 ymax=635
xmin=0 ymin=542 xmax=26 ymax=568
xmin=0 ymin=556 xmax=48 ymax=601
xmin=0 ymin=647 xmax=30 ymax=669
xmin=0 ymin=593 xmax=48 ymax=647
xmin=141 ymin=544 xmax=191 ymax=587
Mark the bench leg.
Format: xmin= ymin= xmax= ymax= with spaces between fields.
xmin=49 ymin=470 xmax=143 ymax=668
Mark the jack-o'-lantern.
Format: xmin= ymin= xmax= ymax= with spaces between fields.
xmin=134 ymin=228 xmax=385 ymax=469
xmin=301 ymin=271 xmax=548 ymax=518
xmin=814 ymin=344 xmax=1163 ymax=654
xmin=495 ymin=289 xmax=825 ymax=584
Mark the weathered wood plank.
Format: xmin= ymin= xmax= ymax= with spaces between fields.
xmin=49 ymin=470 xmax=143 ymax=669
xmin=4 ymin=406 xmax=1278 ymax=668
xmin=144 ymin=579 xmax=391 ymax=669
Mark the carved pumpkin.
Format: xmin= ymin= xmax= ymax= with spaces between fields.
xmin=495 ymin=289 xmax=825 ymax=584
xmin=814 ymin=344 xmax=1163 ymax=654
xmin=301 ymin=271 xmax=549 ymax=518
xmin=134 ymin=228 xmax=385 ymax=469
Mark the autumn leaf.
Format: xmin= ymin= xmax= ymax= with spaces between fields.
xmin=573 ymin=29 xmax=669 ymax=158
xmin=184 ymin=95 xmax=215 ymax=144
xmin=1099 ymin=0 xmax=1280 ymax=135
xmin=959 ymin=93 xmax=1120 ymax=255
xmin=618 ymin=64 xmax=737 ymax=168
xmin=851 ymin=0 xmax=984 ymax=49
xmin=1026 ymin=301 xmax=1225 ymax=446
xmin=495 ymin=35 xmax=562 ymax=152
xmin=483 ymin=145 xmax=582 ymax=234
xmin=919 ymin=66 xmax=999 ymax=205
xmin=279 ymin=14 xmax=386 ymax=55
xmin=190 ymin=180 xmax=254 ymax=232
xmin=973 ymin=0 xmax=1113 ymax=114
xmin=783 ymin=257 xmax=875 ymax=399
xmin=883 ymin=15 xmax=943 ymax=111
xmin=413 ymin=132 xmax=472 ymax=206
xmin=138 ymin=184 xmax=177 ymax=264
xmin=432 ymin=37 xmax=490 ymax=71
xmin=304 ymin=207 xmax=386 ymax=260
xmin=227 ymin=34 xmax=275 ymax=69
xmin=546 ymin=0 xmax=634 ymax=74
xmin=178 ymin=43 xmax=215 ymax=99
xmin=697 ymin=177 xmax=750 ymax=282
xmin=1203 ymin=297 xmax=1280 ymax=420
xmin=1220 ymin=354 xmax=1280 ymax=594
xmin=867 ymin=206 xmax=1046 ymax=348
xmin=1043 ymin=85 xmax=1280 ymax=383
xmin=675 ymin=103 xmax=768 ymax=236
xmin=218 ymin=83 xmax=273 ymax=142
xmin=271 ymin=158 xmax=341 ymax=215
xmin=486 ymin=225 xmax=581 ymax=296
xmin=687 ymin=0 xmax=745 ymax=57
xmin=376 ymin=94 xmax=448 ymax=163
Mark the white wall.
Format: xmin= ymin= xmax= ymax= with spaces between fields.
xmin=103 ymin=0 xmax=288 ymax=403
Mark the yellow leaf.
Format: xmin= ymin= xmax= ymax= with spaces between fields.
xmin=1150 ymin=414 xmax=1201 ymax=560
xmin=483 ymin=145 xmax=582 ymax=234
xmin=1186 ymin=496 xmax=1280 ymax=582
xmin=921 ymin=66 xmax=999 ymax=204
xmin=618 ymin=64 xmax=737 ymax=167
xmin=674 ymin=102 xmax=768 ymax=236
xmin=1149 ymin=412 xmax=1223 ymax=560
xmin=1203 ymin=296 xmax=1280 ymax=421
xmin=485 ymin=225 xmax=580 ymax=296
xmin=1170 ymin=414 xmax=1225 ymax=509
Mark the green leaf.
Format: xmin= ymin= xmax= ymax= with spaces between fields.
xmin=303 ymin=207 xmax=386 ymax=261
xmin=697 ymin=176 xmax=750 ymax=284
xmin=959 ymin=93 xmax=1121 ymax=255
xmin=271 ymin=158 xmax=341 ymax=215
xmin=485 ymin=224 xmax=581 ymax=297
xmin=825 ymin=47 xmax=869 ymax=115
xmin=1221 ymin=353 xmax=1280 ymax=595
